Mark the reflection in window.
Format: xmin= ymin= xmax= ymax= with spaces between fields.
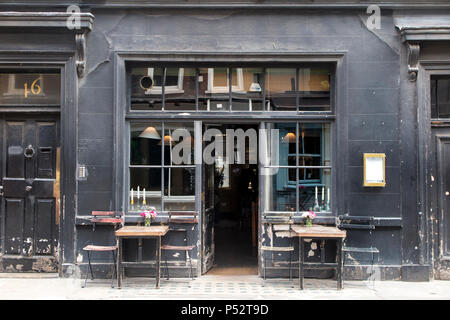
xmin=198 ymin=67 xmax=231 ymax=111
xmin=266 ymin=68 xmax=297 ymax=111
xmin=164 ymin=68 xmax=196 ymax=111
xmin=128 ymin=64 xmax=332 ymax=112
xmin=232 ymin=68 xmax=264 ymax=111
xmin=129 ymin=122 xmax=196 ymax=213
xmin=298 ymin=68 xmax=331 ymax=111
xmin=130 ymin=67 xmax=164 ymax=110
xmin=431 ymin=75 xmax=450 ymax=119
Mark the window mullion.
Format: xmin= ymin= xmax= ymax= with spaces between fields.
xmin=195 ymin=68 xmax=199 ymax=111
xmin=162 ymin=67 xmax=166 ymax=111
xmin=161 ymin=122 xmax=165 ymax=212
xmin=296 ymin=68 xmax=299 ymax=113
xmin=296 ymin=122 xmax=299 ymax=214
xmin=229 ymin=67 xmax=232 ymax=112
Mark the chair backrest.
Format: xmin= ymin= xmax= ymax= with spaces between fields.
xmin=167 ymin=211 xmax=199 ymax=224
xmin=337 ymin=215 xmax=376 ymax=248
xmin=262 ymin=211 xmax=294 ymax=224
xmin=337 ymin=215 xmax=375 ymax=230
xmin=90 ymin=211 xmax=124 ymax=231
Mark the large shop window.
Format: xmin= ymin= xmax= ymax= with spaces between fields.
xmin=129 ymin=122 xmax=196 ymax=213
xmin=431 ymin=75 xmax=450 ymax=119
xmin=263 ymin=122 xmax=332 ymax=214
xmin=128 ymin=65 xmax=331 ymax=112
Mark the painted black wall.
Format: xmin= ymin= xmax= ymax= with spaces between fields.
xmin=1 ymin=5 xmax=448 ymax=281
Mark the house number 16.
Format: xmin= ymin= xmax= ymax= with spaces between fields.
xmin=24 ymin=78 xmax=41 ymax=98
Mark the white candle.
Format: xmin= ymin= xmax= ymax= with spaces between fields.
xmin=137 ymin=186 xmax=140 ymax=200
xmin=315 ymin=186 xmax=318 ymax=200
xmin=130 ymin=188 xmax=134 ymax=204
xmin=327 ymin=188 xmax=330 ymax=204
xmin=322 ymin=187 xmax=325 ymax=201
xmin=143 ymin=188 xmax=146 ymax=205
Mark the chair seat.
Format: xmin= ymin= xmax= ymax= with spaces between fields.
xmin=343 ymin=246 xmax=379 ymax=254
xmin=83 ymin=245 xmax=118 ymax=251
xmin=161 ymin=245 xmax=195 ymax=251
xmin=261 ymin=246 xmax=294 ymax=252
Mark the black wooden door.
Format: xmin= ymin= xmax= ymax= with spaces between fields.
xmin=0 ymin=115 xmax=60 ymax=272
xmin=433 ymin=128 xmax=450 ymax=279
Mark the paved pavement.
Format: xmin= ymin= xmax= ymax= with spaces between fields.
xmin=0 ymin=273 xmax=449 ymax=300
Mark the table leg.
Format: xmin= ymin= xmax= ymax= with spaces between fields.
xmin=117 ymin=237 xmax=122 ymax=289
xmin=299 ymin=237 xmax=304 ymax=290
xmin=337 ymin=238 xmax=343 ymax=290
xmin=156 ymin=236 xmax=161 ymax=289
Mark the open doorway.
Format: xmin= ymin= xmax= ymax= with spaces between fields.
xmin=203 ymin=123 xmax=259 ymax=275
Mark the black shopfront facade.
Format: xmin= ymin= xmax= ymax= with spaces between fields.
xmin=0 ymin=1 xmax=449 ymax=283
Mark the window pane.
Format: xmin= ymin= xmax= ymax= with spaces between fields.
xmin=129 ymin=168 xmax=162 ymax=212
xmin=164 ymin=167 xmax=196 ymax=211
xmin=164 ymin=68 xmax=197 ymax=111
xmin=198 ymin=67 xmax=230 ymax=111
xmin=265 ymin=122 xmax=297 ymax=166
xmin=298 ymin=67 xmax=331 ymax=111
xmin=265 ymin=68 xmax=297 ymax=111
xmin=163 ymin=122 xmax=194 ymax=165
xmin=130 ymin=67 xmax=163 ymax=110
xmin=298 ymin=170 xmax=331 ymax=213
xmin=298 ymin=123 xmax=331 ymax=166
xmin=231 ymin=68 xmax=264 ymax=111
xmin=431 ymin=78 xmax=438 ymax=118
xmin=432 ymin=76 xmax=450 ymax=119
xmin=264 ymin=168 xmax=297 ymax=212
xmin=130 ymin=122 xmax=162 ymax=165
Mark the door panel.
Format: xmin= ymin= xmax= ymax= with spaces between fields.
xmin=434 ymin=129 xmax=450 ymax=279
xmin=0 ymin=116 xmax=59 ymax=272
xmin=4 ymin=198 xmax=24 ymax=255
xmin=439 ymin=138 xmax=450 ymax=257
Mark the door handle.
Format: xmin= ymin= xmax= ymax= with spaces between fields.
xmin=25 ymin=186 xmax=32 ymax=192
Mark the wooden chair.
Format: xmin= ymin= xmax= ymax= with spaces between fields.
xmin=82 ymin=211 xmax=123 ymax=288
xmin=161 ymin=211 xmax=198 ymax=281
xmin=260 ymin=212 xmax=295 ymax=287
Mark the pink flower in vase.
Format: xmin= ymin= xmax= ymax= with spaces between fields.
xmin=302 ymin=211 xmax=316 ymax=227
xmin=141 ymin=207 xmax=157 ymax=226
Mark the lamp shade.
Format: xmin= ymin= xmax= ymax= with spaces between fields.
xmin=158 ymin=135 xmax=175 ymax=146
xmin=139 ymin=126 xmax=161 ymax=139
xmin=282 ymin=132 xmax=296 ymax=143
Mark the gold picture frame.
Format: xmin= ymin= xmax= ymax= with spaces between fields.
xmin=363 ymin=153 xmax=386 ymax=187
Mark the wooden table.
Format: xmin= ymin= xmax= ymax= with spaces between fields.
xmin=291 ymin=225 xmax=346 ymax=290
xmin=115 ymin=225 xmax=169 ymax=289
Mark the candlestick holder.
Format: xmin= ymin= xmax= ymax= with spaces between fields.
xmin=321 ymin=200 xmax=326 ymax=212
xmin=313 ymin=199 xmax=320 ymax=212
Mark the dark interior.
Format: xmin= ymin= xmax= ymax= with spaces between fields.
xmin=204 ymin=124 xmax=259 ymax=275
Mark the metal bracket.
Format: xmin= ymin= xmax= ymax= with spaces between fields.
xmin=407 ymin=42 xmax=420 ymax=82
xmin=76 ymin=32 xmax=87 ymax=78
